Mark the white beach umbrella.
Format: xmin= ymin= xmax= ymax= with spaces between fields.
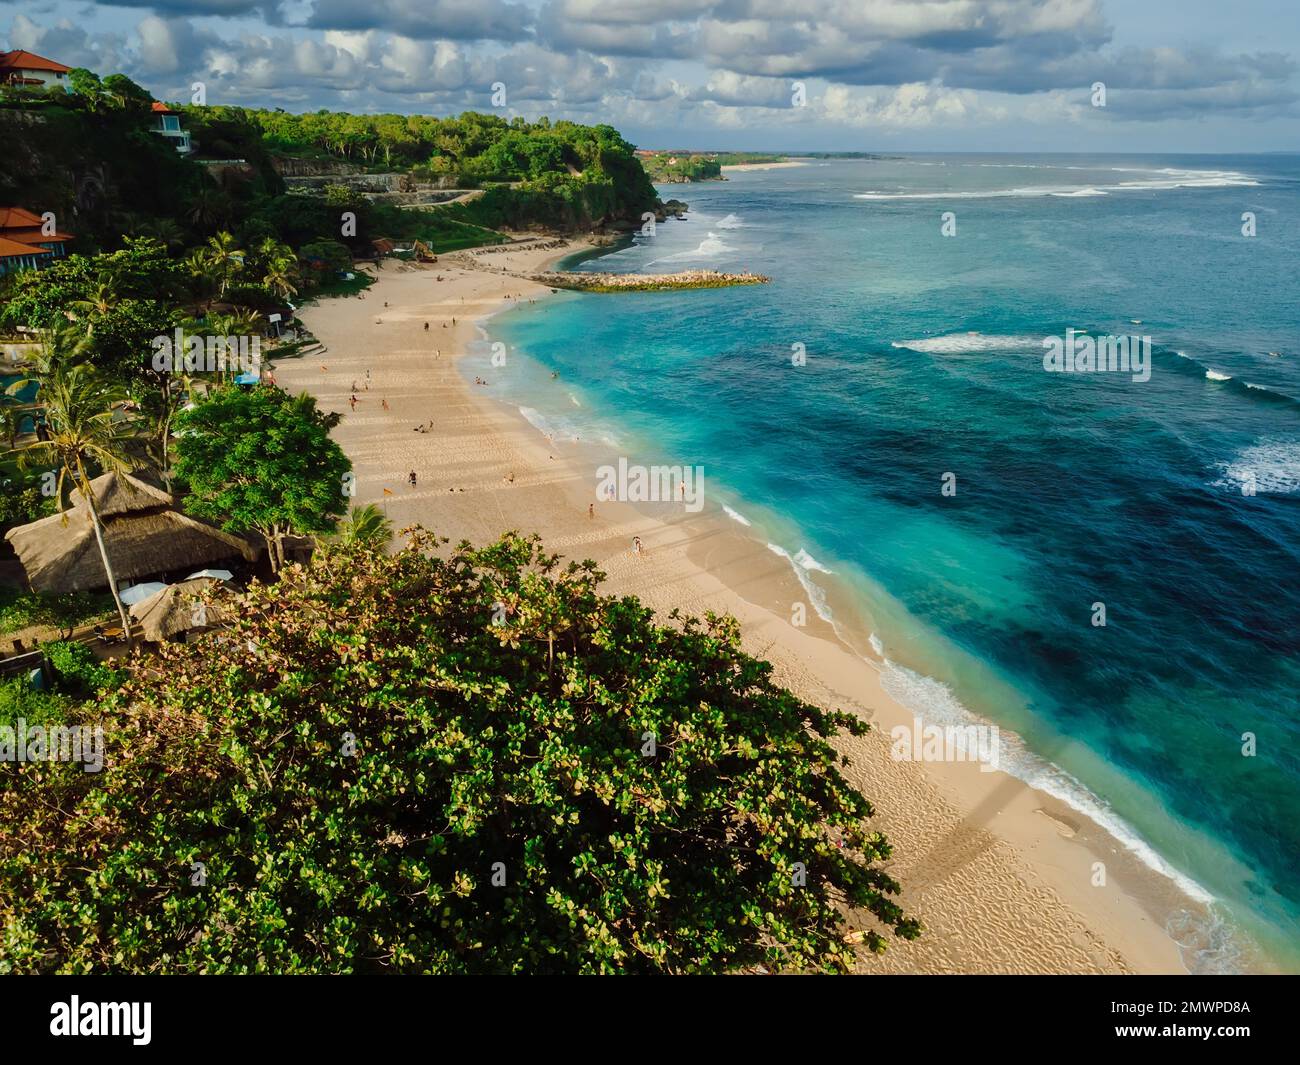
xmin=185 ymin=568 xmax=233 ymax=582
xmin=119 ymin=581 xmax=169 ymax=606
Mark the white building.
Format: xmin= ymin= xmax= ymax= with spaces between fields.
xmin=150 ymin=101 xmax=193 ymax=154
xmin=0 ymin=50 xmax=70 ymax=90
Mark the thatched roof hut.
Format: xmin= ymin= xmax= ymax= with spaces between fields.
xmin=4 ymin=472 xmax=257 ymax=595
xmin=128 ymin=578 xmax=229 ymax=643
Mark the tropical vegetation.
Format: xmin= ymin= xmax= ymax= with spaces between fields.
xmin=0 ymin=531 xmax=919 ymax=973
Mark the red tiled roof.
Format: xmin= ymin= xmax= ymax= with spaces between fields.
xmin=3 ymin=226 xmax=74 ymax=244
xmin=0 ymin=50 xmax=71 ymax=74
xmin=151 ymin=101 xmax=175 ymax=113
xmin=0 ymin=235 xmax=51 ymax=259
xmin=0 ymin=206 xmax=44 ymax=228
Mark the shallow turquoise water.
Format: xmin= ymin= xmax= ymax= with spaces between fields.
xmin=476 ymin=155 xmax=1300 ymax=970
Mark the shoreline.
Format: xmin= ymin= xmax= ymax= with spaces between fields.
xmin=278 ymin=236 xmax=1258 ymax=974
xmin=720 ymin=160 xmax=808 ymax=172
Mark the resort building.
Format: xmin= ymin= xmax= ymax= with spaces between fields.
xmin=150 ymin=101 xmax=193 ymax=154
xmin=0 ymin=49 xmax=70 ymax=90
xmin=0 ymin=206 xmax=74 ymax=276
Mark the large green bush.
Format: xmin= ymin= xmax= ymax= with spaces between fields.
xmin=42 ymin=640 xmax=120 ymax=698
xmin=0 ymin=532 xmax=919 ymax=973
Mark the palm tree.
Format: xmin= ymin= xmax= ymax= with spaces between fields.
xmin=136 ymin=370 xmax=190 ymax=492
xmin=226 ymin=308 xmax=263 ymax=336
xmin=184 ymin=249 xmax=219 ymax=310
xmin=68 ymin=270 xmax=124 ymax=337
xmin=4 ymin=324 xmax=92 ymax=396
xmin=9 ymin=362 xmax=137 ymax=646
xmin=137 ymin=217 xmax=186 ymax=251
xmin=0 ymin=401 xmax=22 ymax=448
xmin=332 ymin=504 xmax=392 ymax=550
xmin=261 ymin=256 xmax=299 ymax=300
xmin=204 ymin=232 xmax=244 ymax=296
xmin=186 ymin=181 xmax=223 ymax=232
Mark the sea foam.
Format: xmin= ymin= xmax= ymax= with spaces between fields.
xmin=892 ymin=333 xmax=1042 ymax=355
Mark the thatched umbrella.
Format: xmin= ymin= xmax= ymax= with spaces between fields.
xmin=128 ymin=578 xmax=228 ymax=643
xmin=4 ymin=472 xmax=257 ymax=596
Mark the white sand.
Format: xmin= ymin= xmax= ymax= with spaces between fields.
xmin=720 ymin=161 xmax=807 ymax=172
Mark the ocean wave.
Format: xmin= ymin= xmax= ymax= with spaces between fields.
xmin=722 ymin=504 xmax=751 ymax=526
xmin=715 ymin=213 xmax=745 ymax=229
xmin=793 ymin=548 xmax=832 ymax=573
xmin=873 ymin=642 xmax=1221 ymax=922
xmin=650 ymin=232 xmax=732 ymax=264
xmin=766 ymin=543 xmax=835 ymax=623
xmin=892 ymin=332 xmax=1042 ymax=355
xmin=855 ymin=168 xmax=1257 ymax=201
xmin=517 ymin=405 xmax=618 ymax=448
xmin=1213 ymin=438 xmax=1300 ymax=494
xmin=1165 ymin=352 xmax=1300 ymax=407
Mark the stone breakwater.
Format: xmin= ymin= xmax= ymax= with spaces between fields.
xmin=529 ymin=270 xmax=770 ymax=292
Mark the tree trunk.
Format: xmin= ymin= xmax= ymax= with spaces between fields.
xmin=86 ymin=496 xmax=133 ymax=650
xmin=159 ymin=378 xmax=174 ymax=493
xmin=263 ymin=524 xmax=287 ymax=572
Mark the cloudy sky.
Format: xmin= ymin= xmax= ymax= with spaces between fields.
xmin=5 ymin=0 xmax=1299 ymax=151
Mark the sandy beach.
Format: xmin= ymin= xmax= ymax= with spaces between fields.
xmin=720 ymin=160 xmax=807 ymax=172
xmin=276 ymin=238 xmax=1204 ymax=975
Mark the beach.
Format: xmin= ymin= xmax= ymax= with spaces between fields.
xmin=276 ymin=239 xmax=1203 ymax=975
xmin=720 ymin=160 xmax=807 ymax=172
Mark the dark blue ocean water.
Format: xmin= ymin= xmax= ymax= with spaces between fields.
xmin=479 ymin=155 xmax=1300 ymax=969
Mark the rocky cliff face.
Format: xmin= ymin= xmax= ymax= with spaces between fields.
xmin=268 ymin=154 xmax=367 ymax=178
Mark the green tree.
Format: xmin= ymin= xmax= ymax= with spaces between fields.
xmin=173 ymin=386 xmax=350 ymax=570
xmin=202 ymin=231 xmax=244 ymax=296
xmin=331 ymin=502 xmax=391 ymax=549
xmin=0 ymin=531 xmax=919 ymax=973
xmin=100 ymin=74 xmax=153 ymax=113
xmin=7 ymin=354 xmax=136 ymax=643
xmin=65 ymin=68 xmax=104 ymax=111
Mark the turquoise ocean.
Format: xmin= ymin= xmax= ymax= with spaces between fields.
xmin=469 ymin=155 xmax=1300 ymax=972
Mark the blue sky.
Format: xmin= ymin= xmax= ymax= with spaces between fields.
xmin=4 ymin=0 xmax=1298 ymax=151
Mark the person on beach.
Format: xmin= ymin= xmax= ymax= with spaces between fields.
xmin=632 ymin=537 xmax=642 ymax=558
xmin=381 ymin=398 xmax=389 ymax=411
xmin=408 ymin=471 xmax=417 ymax=487
xmin=349 ymin=395 xmax=357 ymax=411
xmin=424 ymin=322 xmax=429 ymax=330
xmin=588 ymin=503 xmax=594 ymax=519
xmin=365 ymin=369 xmax=371 ymax=390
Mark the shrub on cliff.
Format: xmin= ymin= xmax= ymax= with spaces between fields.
xmin=0 ymin=532 xmax=918 ymax=973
